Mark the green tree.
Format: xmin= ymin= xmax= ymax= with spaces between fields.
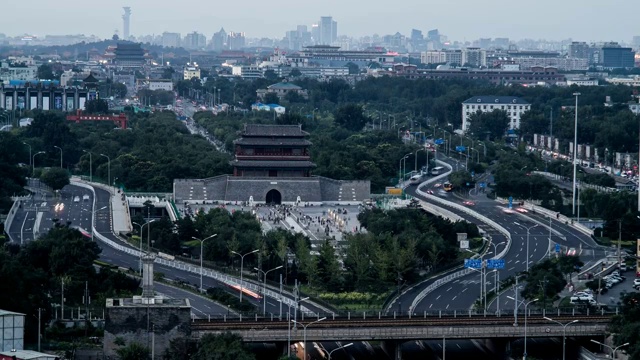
xmin=0 ymin=132 xmax=28 ymax=212
xmin=609 ymin=292 xmax=640 ymax=359
xmin=111 ymin=83 xmax=128 ymax=99
xmin=316 ymin=240 xmax=342 ymax=290
xmin=345 ymin=62 xmax=360 ymax=75
xmin=40 ymin=167 xmax=70 ymax=192
xmin=37 ymin=64 xmax=55 ymax=80
xmin=85 ymin=99 xmax=109 ymax=114
xmin=334 ymin=104 xmax=369 ymax=132
xmin=289 ymin=69 xmax=302 ymax=77
xmin=448 ymin=170 xmax=473 ymax=189
xmin=263 ymin=92 xmax=280 ymax=105
xmin=194 ymin=333 xmax=255 ymax=360
xmin=467 ymin=109 xmax=510 ymax=140
xmin=163 ymin=337 xmax=197 ymax=360
xmin=115 ymin=342 xmax=150 ymax=360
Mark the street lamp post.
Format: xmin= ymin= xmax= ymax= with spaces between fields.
xmin=508 ymin=297 xmax=538 ymax=360
xmin=328 ymin=343 xmax=354 ymax=360
xmin=466 ymin=249 xmax=492 ymax=310
xmin=193 ymin=234 xmax=218 ymax=292
xmin=415 ymin=148 xmax=426 ymax=173
xmin=132 ymin=219 xmax=157 ymax=275
xmin=100 ymin=154 xmax=111 ymax=187
xmin=33 ymin=151 xmax=45 ymax=177
xmin=82 ymin=150 xmax=92 ymax=182
xmin=254 ymin=265 xmax=283 ymax=315
xmin=292 ymin=317 xmax=326 ymax=360
xmin=23 ymin=142 xmax=32 ymax=172
xmin=572 ymin=92 xmax=580 ymax=216
xmin=398 ymin=155 xmax=409 ymax=185
xmin=514 ymin=223 xmax=538 ymax=272
xmin=53 ymin=146 xmax=63 ymax=168
xmin=82 ymin=206 xmax=107 ymax=242
xmin=231 ymin=249 xmax=258 ymax=302
xmin=590 ymin=340 xmax=629 ymax=359
xmin=544 ymin=317 xmax=579 ymax=360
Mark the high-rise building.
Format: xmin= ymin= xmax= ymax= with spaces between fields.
xmin=318 ymin=16 xmax=337 ymax=45
xmin=601 ymin=45 xmax=635 ymax=68
xmin=184 ymin=32 xmax=206 ymax=50
xmin=228 ymin=32 xmax=246 ymax=50
xmin=161 ymin=32 xmax=181 ymax=48
xmin=211 ymin=28 xmax=227 ymax=51
xmin=122 ymin=7 xmax=131 ymax=40
xmin=568 ymin=41 xmax=589 ymax=59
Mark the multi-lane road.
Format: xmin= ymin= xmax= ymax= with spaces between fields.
xmin=394 ymin=154 xmax=608 ymax=314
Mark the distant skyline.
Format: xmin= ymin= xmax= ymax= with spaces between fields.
xmin=2 ymin=0 xmax=639 ymax=43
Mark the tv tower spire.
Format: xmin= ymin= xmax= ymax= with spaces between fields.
xmin=122 ymin=7 xmax=131 ymax=40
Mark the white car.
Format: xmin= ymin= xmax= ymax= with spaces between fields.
xmin=633 ymin=279 xmax=640 ymax=286
xmin=83 ymin=194 xmax=90 ymax=201
xmin=73 ymin=196 xmax=80 ymax=203
xmin=570 ymin=293 xmax=593 ymax=302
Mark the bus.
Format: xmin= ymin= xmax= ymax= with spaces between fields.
xmin=409 ymin=174 xmax=423 ymax=185
xmin=431 ymin=166 xmax=445 ymax=176
xmin=443 ymin=182 xmax=454 ymax=192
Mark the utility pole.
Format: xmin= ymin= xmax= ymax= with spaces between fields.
xmin=37 ymin=308 xmax=42 ymax=352
xmin=572 ymin=92 xmax=580 ymax=216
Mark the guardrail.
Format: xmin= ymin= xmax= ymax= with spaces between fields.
xmin=496 ymin=196 xmax=594 ymax=237
xmin=72 ymin=179 xmax=321 ymax=316
xmin=407 ymin=160 xmax=513 ymax=313
xmin=533 ymin=171 xmax=617 ymax=193
xmin=4 ymin=195 xmax=29 ymax=243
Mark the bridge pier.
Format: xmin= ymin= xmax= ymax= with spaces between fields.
xmin=483 ymin=338 xmax=509 ymax=359
xmin=382 ymin=340 xmax=404 ymax=360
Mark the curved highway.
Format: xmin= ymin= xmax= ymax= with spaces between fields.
xmin=396 ymin=154 xmax=607 ymax=313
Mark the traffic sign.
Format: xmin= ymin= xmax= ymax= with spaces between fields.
xmin=464 ymin=259 xmax=482 ymax=269
xmin=508 ymin=196 xmax=513 ymax=209
xmin=459 ymin=240 xmax=469 ymax=249
xmin=471 ymin=171 xmax=475 ymax=178
xmin=486 ymin=259 xmax=505 ymax=269
xmin=455 ymin=145 xmax=466 ymax=152
xmin=555 ymin=244 xmax=561 ymax=253
xmin=435 ymin=139 xmax=444 ymax=145
xmin=479 ymin=182 xmax=486 ymax=188
xmin=457 ymin=233 xmax=468 ymax=242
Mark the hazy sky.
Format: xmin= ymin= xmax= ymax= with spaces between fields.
xmin=3 ymin=0 xmax=638 ymax=42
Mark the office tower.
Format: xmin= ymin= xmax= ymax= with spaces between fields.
xmin=122 ymin=7 xmax=131 ymax=40
xmin=162 ymin=32 xmax=181 ymax=48
xmin=184 ymin=32 xmax=206 ymax=50
xmin=568 ymin=41 xmax=589 ymax=59
xmin=211 ymin=28 xmax=228 ymax=51
xmin=319 ymin=16 xmax=337 ymax=45
xmin=228 ymin=32 xmax=246 ymax=50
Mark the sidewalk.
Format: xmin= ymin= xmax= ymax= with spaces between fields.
xmin=71 ymin=177 xmax=131 ymax=234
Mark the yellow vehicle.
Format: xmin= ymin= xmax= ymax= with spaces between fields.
xmin=443 ymin=182 xmax=453 ymax=192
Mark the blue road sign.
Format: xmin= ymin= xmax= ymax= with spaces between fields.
xmin=455 ymin=145 xmax=466 ymax=152
xmin=464 ymin=259 xmax=482 ymax=269
xmin=555 ymin=244 xmax=561 ymax=253
xmin=486 ymin=259 xmax=505 ymax=269
xmin=479 ymin=182 xmax=486 ymax=188
xmin=471 ymin=171 xmax=475 ymax=178
xmin=508 ymin=196 xmax=513 ymax=209
xmin=435 ymin=139 xmax=444 ymax=145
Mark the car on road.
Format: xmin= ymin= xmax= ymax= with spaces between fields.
xmin=633 ymin=278 xmax=640 ymax=286
xmin=571 ymin=293 xmax=593 ymax=302
xmin=73 ymin=196 xmax=80 ymax=203
xmin=83 ymin=194 xmax=90 ymax=201
xmin=566 ymin=247 xmax=577 ymax=256
xmin=463 ymin=201 xmax=475 ymax=206
xmin=426 ymin=190 xmax=434 ymax=195
xmin=515 ymin=207 xmax=528 ymax=213
xmin=434 ymin=183 xmax=442 ymax=188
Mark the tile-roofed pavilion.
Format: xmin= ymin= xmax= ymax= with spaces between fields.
xmin=231 ymin=124 xmax=315 ymax=178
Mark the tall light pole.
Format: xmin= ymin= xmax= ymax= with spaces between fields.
xmin=82 ymin=150 xmax=92 ymax=182
xmin=590 ymin=340 xmax=629 ymax=359
xmin=544 ymin=317 xmax=578 ymax=360
xmin=132 ymin=219 xmax=156 ymax=275
xmin=402 ymin=152 xmax=412 ymax=179
xmin=466 ymin=249 xmax=492 ymax=310
xmin=82 ymin=206 xmax=107 ymax=242
xmin=33 ymin=151 xmax=45 ymax=177
xmin=254 ymin=265 xmax=283 ymax=315
xmin=193 ymin=234 xmax=218 ymax=292
xmin=231 ymin=249 xmax=258 ymax=302
xmin=572 ymin=92 xmax=580 ymax=216
xmin=514 ymin=223 xmax=538 ymax=272
xmin=328 ymin=343 xmax=354 ymax=360
xmin=292 ymin=317 xmax=326 ymax=360
xmin=398 ymin=155 xmax=409 ymax=185
xmin=100 ymin=153 xmax=111 ymax=187
xmin=415 ymin=148 xmax=426 ymax=173
xmin=23 ymin=142 xmax=31 ymax=173
xmin=53 ymin=146 xmax=63 ymax=168
xmin=508 ymin=297 xmax=538 ymax=360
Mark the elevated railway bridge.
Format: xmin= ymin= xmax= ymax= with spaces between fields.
xmin=191 ymin=312 xmax=612 ymax=359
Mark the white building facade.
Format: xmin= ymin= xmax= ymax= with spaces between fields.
xmin=462 ymin=96 xmax=531 ymax=132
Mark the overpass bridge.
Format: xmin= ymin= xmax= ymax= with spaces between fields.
xmin=191 ymin=313 xmax=610 ymax=342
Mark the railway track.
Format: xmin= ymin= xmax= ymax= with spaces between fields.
xmin=191 ymin=315 xmax=612 ymax=331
